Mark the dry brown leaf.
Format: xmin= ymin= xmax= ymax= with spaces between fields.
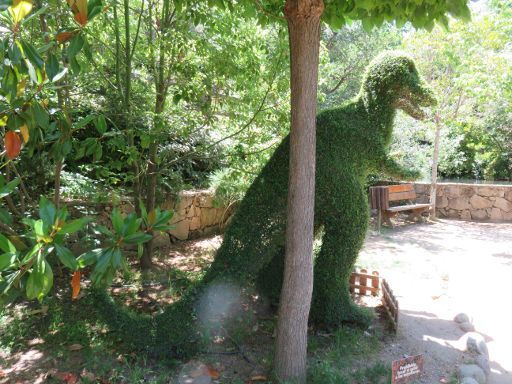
xmin=207 ymin=366 xmax=220 ymax=379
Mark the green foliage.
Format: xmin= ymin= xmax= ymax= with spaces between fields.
xmin=392 ymin=6 xmax=512 ymax=181
xmin=0 ymin=196 xmax=91 ymax=304
xmin=203 ymin=52 xmax=434 ymax=328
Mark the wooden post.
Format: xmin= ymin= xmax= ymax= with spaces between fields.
xmin=371 ymin=271 xmax=379 ymax=297
xmin=360 ymin=268 xmax=367 ymax=295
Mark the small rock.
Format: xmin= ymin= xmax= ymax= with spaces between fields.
xmin=461 ymin=378 xmax=479 ymax=384
xmin=458 ymin=364 xmax=486 ymax=384
xmin=466 ymin=332 xmax=489 ymax=357
xmin=460 ymin=321 xmax=475 ymax=332
xmin=475 ymin=355 xmax=491 ymax=376
xmin=454 ymin=313 xmax=471 ymax=323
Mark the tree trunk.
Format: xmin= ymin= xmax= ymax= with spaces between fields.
xmin=430 ymin=112 xmax=441 ymax=219
xmin=274 ymin=1 xmax=323 ymax=383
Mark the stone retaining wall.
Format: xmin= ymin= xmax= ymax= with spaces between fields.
xmin=412 ymin=182 xmax=512 ymax=222
xmin=162 ymin=190 xmax=234 ymax=240
xmin=64 ymin=190 xmax=233 ymax=245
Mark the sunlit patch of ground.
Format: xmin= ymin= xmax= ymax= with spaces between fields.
xmin=359 ymin=218 xmax=512 ymax=384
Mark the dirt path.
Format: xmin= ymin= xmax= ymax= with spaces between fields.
xmin=359 ymin=219 xmax=512 ymax=384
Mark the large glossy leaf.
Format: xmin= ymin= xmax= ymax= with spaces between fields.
xmin=55 ymin=244 xmax=78 ymax=270
xmin=9 ymin=0 xmax=32 ymax=24
xmin=4 ymin=131 xmax=22 ymax=159
xmin=67 ymin=34 xmax=84 ymax=59
xmin=123 ymin=232 xmax=152 ymax=244
xmin=26 ymin=260 xmax=53 ymax=301
xmin=20 ymin=40 xmax=44 ymax=68
xmin=0 ymin=252 xmax=17 ymax=271
xmin=71 ymin=270 xmax=81 ymax=299
xmin=39 ymin=196 xmax=56 ymax=228
xmin=67 ymin=0 xmax=88 ymax=26
xmin=0 ymin=233 xmax=16 ymax=253
xmin=58 ymin=217 xmax=91 ymax=234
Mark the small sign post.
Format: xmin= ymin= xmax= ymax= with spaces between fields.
xmin=391 ymin=354 xmax=424 ymax=384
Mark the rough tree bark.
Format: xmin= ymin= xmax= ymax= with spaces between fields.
xmin=274 ymin=0 xmax=324 ymax=382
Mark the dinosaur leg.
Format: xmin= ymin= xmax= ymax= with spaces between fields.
xmin=310 ymin=182 xmax=372 ymax=328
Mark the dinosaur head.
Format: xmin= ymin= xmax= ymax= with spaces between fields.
xmin=361 ymin=51 xmax=436 ymax=120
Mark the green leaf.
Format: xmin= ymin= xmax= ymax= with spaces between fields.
xmin=87 ymin=0 xmax=103 ymax=20
xmin=0 ymin=233 xmax=16 ymax=253
xmin=26 ymin=270 xmax=42 ymax=300
xmin=69 ymin=56 xmax=81 ymax=74
xmin=111 ymin=208 xmax=123 ymax=234
xmin=95 ymin=115 xmax=107 ymax=134
xmin=55 ymin=244 xmax=78 ymax=270
xmin=39 ymin=196 xmax=56 ymax=227
xmin=20 ymin=40 xmax=44 ymax=69
xmin=26 ymin=260 xmax=53 ymax=301
xmin=58 ymin=217 xmax=91 ymax=234
xmin=34 ymin=219 xmax=44 ymax=237
xmin=0 ymin=252 xmax=17 ymax=270
xmin=111 ymin=247 xmax=122 ymax=268
xmin=67 ymin=34 xmax=85 ymax=59
xmin=32 ymin=102 xmax=49 ymax=129
xmin=77 ymin=248 xmax=102 ymax=268
xmin=0 ymin=207 xmax=12 ymax=225
xmin=45 ymin=53 xmax=59 ymax=81
xmin=0 ymin=177 xmax=20 ymax=198
xmin=123 ymin=232 xmax=152 ymax=244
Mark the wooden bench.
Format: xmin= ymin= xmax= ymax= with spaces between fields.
xmin=369 ymin=184 xmax=431 ymax=228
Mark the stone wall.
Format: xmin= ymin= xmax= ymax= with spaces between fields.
xmin=64 ymin=189 xmax=233 ymax=244
xmin=412 ymin=182 xmax=512 ymax=222
xmin=163 ymin=190 xmax=234 ymax=240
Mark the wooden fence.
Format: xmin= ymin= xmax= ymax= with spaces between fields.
xmin=349 ymin=269 xmax=380 ymax=296
xmin=349 ymin=269 xmax=399 ymax=333
xmin=381 ymin=278 xmax=399 ymax=332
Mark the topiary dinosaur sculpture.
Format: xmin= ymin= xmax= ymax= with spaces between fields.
xmin=203 ymin=51 xmax=436 ymax=327
xmin=93 ymin=51 xmax=436 ymax=358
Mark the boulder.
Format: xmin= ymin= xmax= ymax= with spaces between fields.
xmin=461 ymin=186 xmax=475 ymax=198
xmin=493 ymin=197 xmax=512 ymax=212
xmin=458 ymin=364 xmax=486 ymax=384
xmin=170 ymin=220 xmax=190 ymax=241
xmin=450 ymin=197 xmax=470 ymax=211
xmin=460 ymin=321 xmax=475 ymax=332
xmin=476 ymin=186 xmax=504 ymax=198
xmin=466 ymin=332 xmax=489 ymax=357
xmin=471 ymin=210 xmax=488 ymax=221
xmin=460 ymin=210 xmax=472 ymax=220
xmin=474 ymin=355 xmax=491 ymax=376
xmin=490 ymin=208 xmax=503 ymax=221
xmin=189 ymin=216 xmax=201 ymax=231
xmin=454 ymin=313 xmax=470 ymax=323
xmin=469 ymin=195 xmax=492 ymax=210
xmin=436 ymin=196 xmax=449 ymax=209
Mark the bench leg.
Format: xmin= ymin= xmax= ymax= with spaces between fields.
xmin=383 ymin=211 xmax=394 ymax=227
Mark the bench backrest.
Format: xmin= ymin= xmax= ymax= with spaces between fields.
xmin=369 ymin=184 xmax=417 ymax=210
xmin=387 ymin=184 xmax=417 ymax=202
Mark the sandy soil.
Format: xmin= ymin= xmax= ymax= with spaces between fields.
xmin=359 ymin=219 xmax=512 ymax=384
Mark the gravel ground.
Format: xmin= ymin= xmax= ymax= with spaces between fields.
xmin=359 ymin=218 xmax=512 ymax=384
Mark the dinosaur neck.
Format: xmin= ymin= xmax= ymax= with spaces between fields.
xmin=359 ymin=92 xmax=396 ymax=145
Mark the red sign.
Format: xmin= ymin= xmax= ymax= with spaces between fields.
xmin=392 ymin=355 xmax=424 ymax=384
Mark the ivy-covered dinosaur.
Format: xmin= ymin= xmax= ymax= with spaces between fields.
xmin=94 ymin=51 xmax=436 ymax=357
xmin=203 ymin=51 xmax=436 ymax=327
